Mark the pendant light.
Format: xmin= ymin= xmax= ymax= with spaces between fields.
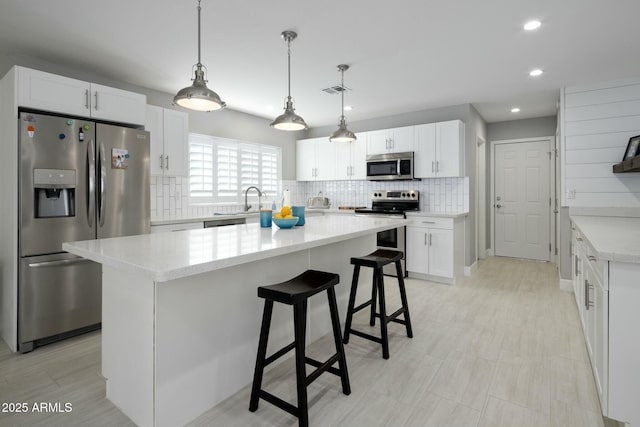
xmin=329 ymin=64 xmax=356 ymax=142
xmin=173 ymin=0 xmax=226 ymax=112
xmin=271 ymin=31 xmax=308 ymax=131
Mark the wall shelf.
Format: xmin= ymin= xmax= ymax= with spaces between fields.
xmin=613 ymin=156 xmax=640 ymax=173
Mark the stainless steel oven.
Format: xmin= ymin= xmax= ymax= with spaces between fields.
xmin=355 ymin=190 xmax=419 ymax=276
xmin=366 ymin=152 xmax=414 ymax=180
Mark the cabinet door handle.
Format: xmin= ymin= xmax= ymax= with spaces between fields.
xmin=424 ymin=232 xmax=427 ymax=246
xmin=160 ymin=155 xmax=164 ymax=169
xmin=429 ymin=232 xmax=432 ymax=246
xmin=587 ymin=255 xmax=596 ymax=262
xmin=84 ymin=89 xmax=90 ymax=109
xmin=436 ymin=161 xmax=439 ymax=172
xmin=574 ymin=255 xmax=578 ymax=276
xmin=165 ymin=155 xmax=169 ymax=170
xmin=94 ymin=91 xmax=99 ymax=110
xmin=422 ymin=221 xmax=435 ymax=224
xmin=584 ymin=279 xmax=589 ymax=311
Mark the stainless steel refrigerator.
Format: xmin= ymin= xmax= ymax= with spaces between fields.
xmin=18 ymin=111 xmax=150 ymax=352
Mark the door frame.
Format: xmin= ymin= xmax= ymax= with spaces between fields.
xmin=489 ymin=136 xmax=556 ymax=260
xmin=476 ymin=136 xmax=487 ymax=260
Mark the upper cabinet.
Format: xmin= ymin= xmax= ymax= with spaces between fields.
xmin=414 ymin=120 xmax=464 ymax=178
xmin=335 ymin=133 xmax=367 ymax=180
xmin=296 ymin=137 xmax=336 ymax=181
xmin=367 ymin=125 xmax=415 ymax=155
xmin=146 ymin=105 xmax=189 ymax=176
xmin=16 ymin=66 xmax=146 ymax=126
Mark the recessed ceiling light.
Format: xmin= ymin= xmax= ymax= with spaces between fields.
xmin=343 ymin=106 xmax=353 ymax=111
xmin=524 ymin=20 xmax=541 ymax=31
xmin=529 ymin=69 xmax=543 ymax=77
xmin=511 ymin=108 xmax=521 ymax=113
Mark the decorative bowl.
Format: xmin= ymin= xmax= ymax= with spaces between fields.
xmin=272 ymin=216 xmax=299 ymax=229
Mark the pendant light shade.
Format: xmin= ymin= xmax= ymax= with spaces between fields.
xmin=173 ymin=0 xmax=226 ymax=112
xmin=271 ymin=31 xmax=307 ymax=131
xmin=329 ymin=64 xmax=356 ymax=142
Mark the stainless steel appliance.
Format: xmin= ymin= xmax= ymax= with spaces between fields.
xmin=366 ymin=152 xmax=414 ymax=180
xmin=18 ymin=111 xmax=150 ymax=352
xmin=355 ymin=190 xmax=419 ymax=276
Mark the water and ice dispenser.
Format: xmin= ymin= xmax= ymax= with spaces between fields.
xmin=33 ymin=169 xmax=76 ymax=218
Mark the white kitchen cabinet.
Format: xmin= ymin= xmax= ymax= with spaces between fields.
xmin=366 ymin=125 xmax=414 ymax=155
xmin=405 ymin=214 xmax=464 ymax=284
xmin=296 ymin=137 xmax=336 ymax=181
xmin=335 ymin=133 xmax=367 ymax=180
xmin=414 ymin=120 xmax=464 ymax=178
xmin=146 ymin=105 xmax=189 ymax=177
xmin=16 ymin=66 xmax=146 ymax=126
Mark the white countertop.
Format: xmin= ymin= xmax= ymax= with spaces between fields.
xmin=406 ymin=211 xmax=468 ymax=219
xmin=150 ymin=208 xmax=354 ymax=226
xmin=64 ymin=215 xmax=407 ymax=282
xmin=571 ymin=215 xmax=640 ymax=263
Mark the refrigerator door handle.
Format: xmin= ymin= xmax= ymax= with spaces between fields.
xmin=98 ymin=141 xmax=107 ymax=227
xmin=87 ymin=139 xmax=96 ymax=227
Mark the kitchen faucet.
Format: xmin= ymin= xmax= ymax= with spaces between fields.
xmin=243 ymin=186 xmax=265 ymax=212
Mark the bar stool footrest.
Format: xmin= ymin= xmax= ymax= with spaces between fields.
xmin=352 ymin=299 xmax=373 ymax=314
xmin=305 ymin=354 xmax=341 ymax=386
xmin=347 ymin=329 xmax=383 ymax=344
xmin=258 ymin=390 xmax=299 ymax=417
xmin=264 ymin=341 xmax=296 ymax=366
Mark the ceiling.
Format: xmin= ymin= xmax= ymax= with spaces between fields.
xmin=1 ymin=0 xmax=639 ymax=127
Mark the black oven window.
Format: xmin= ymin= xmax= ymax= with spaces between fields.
xmin=368 ymin=161 xmax=397 ymax=176
xmin=377 ymin=228 xmax=397 ymax=248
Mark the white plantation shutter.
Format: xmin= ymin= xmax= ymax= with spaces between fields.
xmin=188 ymin=133 xmax=281 ymax=204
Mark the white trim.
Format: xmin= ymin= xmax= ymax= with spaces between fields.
xmin=476 ymin=135 xmax=487 ymax=261
xmin=464 ymin=260 xmax=477 ymax=277
xmin=489 ymin=136 xmax=556 ymax=261
xmin=559 ymin=278 xmax=573 ymax=293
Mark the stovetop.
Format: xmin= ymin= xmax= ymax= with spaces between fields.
xmin=355 ymin=190 xmax=420 ymax=215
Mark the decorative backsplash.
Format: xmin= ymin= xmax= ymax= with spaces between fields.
xmin=150 ymin=175 xmax=469 ymax=219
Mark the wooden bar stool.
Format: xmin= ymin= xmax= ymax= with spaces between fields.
xmin=342 ymin=249 xmax=413 ymax=359
xmin=249 ymin=270 xmax=351 ymax=427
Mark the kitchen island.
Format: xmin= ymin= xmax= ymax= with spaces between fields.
xmin=63 ymin=215 xmax=407 ymax=427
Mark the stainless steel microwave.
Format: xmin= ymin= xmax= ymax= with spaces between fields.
xmin=366 ymin=152 xmax=414 ymax=180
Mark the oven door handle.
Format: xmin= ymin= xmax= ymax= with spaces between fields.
xmin=397 ymin=159 xmax=401 ymax=175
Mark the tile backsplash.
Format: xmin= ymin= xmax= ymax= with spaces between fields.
xmin=151 ymin=175 xmax=469 ymax=219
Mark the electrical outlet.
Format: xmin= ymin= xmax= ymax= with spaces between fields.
xmin=567 ymin=189 xmax=576 ymax=199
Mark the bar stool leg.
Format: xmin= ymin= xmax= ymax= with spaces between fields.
xmin=369 ymin=271 xmax=378 ymax=326
xmin=249 ymin=300 xmax=274 ymax=412
xmin=395 ymin=260 xmax=413 ymax=338
xmin=293 ymin=300 xmax=309 ymax=427
xmin=376 ymin=268 xmax=390 ymax=360
xmin=343 ymin=265 xmax=360 ymax=344
xmin=327 ymin=287 xmax=351 ymax=395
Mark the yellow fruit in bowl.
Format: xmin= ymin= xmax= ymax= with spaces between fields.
xmin=281 ymin=205 xmax=292 ymax=217
xmin=285 ymin=215 xmax=294 ymax=219
xmin=274 ymin=214 xmax=283 ymax=219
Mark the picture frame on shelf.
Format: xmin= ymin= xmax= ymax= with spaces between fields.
xmin=623 ymin=135 xmax=640 ymax=160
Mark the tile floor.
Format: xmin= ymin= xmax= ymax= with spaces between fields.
xmin=0 ymin=257 xmax=617 ymax=426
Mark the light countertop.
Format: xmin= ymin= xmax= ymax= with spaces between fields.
xmin=571 ymin=215 xmax=640 ymax=264
xmin=64 ymin=215 xmax=407 ymax=282
xmin=406 ymin=211 xmax=468 ymax=219
xmin=150 ymin=208 xmax=354 ymax=226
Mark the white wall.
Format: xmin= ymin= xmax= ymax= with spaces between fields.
xmin=562 ymin=78 xmax=640 ymax=207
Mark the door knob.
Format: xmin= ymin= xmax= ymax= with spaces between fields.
xmin=496 ymin=204 xmax=502 ymax=208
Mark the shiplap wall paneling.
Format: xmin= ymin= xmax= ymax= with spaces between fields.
xmin=563 ymin=79 xmax=640 ymax=207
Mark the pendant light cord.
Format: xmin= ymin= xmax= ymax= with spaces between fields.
xmin=287 ymin=37 xmax=292 ymax=100
xmin=340 ymin=68 xmax=345 ymax=121
xmin=197 ymin=0 xmax=202 ymax=68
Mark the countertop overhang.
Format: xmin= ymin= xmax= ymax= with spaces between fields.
xmin=64 ymin=216 xmax=408 ymax=282
xmin=571 ymin=215 xmax=640 ymax=264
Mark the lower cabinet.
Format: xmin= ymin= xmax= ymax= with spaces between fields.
xmin=572 ymin=220 xmax=640 ymax=425
xmin=405 ymin=214 xmax=464 ymax=284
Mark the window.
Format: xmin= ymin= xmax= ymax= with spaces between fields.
xmin=188 ymin=133 xmax=282 ymax=204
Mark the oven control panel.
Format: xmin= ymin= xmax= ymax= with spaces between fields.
xmin=372 ymin=190 xmax=419 ymax=201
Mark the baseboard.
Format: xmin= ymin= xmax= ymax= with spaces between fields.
xmin=487 ymin=248 xmax=494 ymax=256
xmin=407 ymin=271 xmax=454 ymax=285
xmin=464 ymin=261 xmax=477 ymax=277
xmin=559 ymin=278 xmax=573 ymax=293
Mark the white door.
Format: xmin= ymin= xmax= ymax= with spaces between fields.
xmin=315 ymin=138 xmax=337 ymax=180
xmin=428 ymin=228 xmax=454 ymax=278
xmin=367 ymin=129 xmax=390 ymax=154
xmin=334 ymin=141 xmax=351 ymax=180
xmin=162 ymin=109 xmax=189 ymax=177
xmin=296 ymin=139 xmax=317 ymax=181
xmin=350 ymin=133 xmax=368 ymax=179
xmin=90 ymin=83 xmax=146 ymax=126
xmin=436 ymin=120 xmax=463 ymax=177
xmin=413 ymin=123 xmax=436 ymax=178
xmin=494 ymin=140 xmax=550 ymax=261
xmin=406 ymin=226 xmax=429 ymax=275
xmin=389 ymin=126 xmax=415 ymax=152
